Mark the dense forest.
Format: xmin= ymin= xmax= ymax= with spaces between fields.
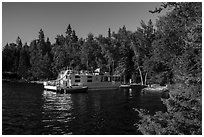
xmin=2 ymin=18 xmax=155 ymax=84
xmin=2 ymin=2 xmax=201 ymax=134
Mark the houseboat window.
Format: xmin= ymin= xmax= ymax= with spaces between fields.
xmin=87 ymin=76 xmax=92 ymax=79
xmin=104 ymin=76 xmax=109 ymax=82
xmin=109 ymin=77 xmax=112 ymax=81
xmin=118 ymin=77 xmax=121 ymax=81
xmin=95 ymin=76 xmax=98 ymax=81
xmin=75 ymin=79 xmax=80 ymax=82
xmin=114 ymin=76 xmax=120 ymax=81
xmin=75 ymin=75 xmax=80 ymax=78
xmin=87 ymin=79 xmax=92 ymax=82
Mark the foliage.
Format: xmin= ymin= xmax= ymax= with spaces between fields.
xmin=136 ymin=2 xmax=202 ymax=135
xmin=131 ymin=19 xmax=156 ymax=84
xmin=112 ymin=26 xmax=135 ymax=82
xmin=18 ymin=43 xmax=30 ymax=78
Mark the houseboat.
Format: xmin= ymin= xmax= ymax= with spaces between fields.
xmin=43 ymin=68 xmax=121 ymax=93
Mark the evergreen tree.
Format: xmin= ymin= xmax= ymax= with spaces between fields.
xmin=2 ymin=43 xmax=13 ymax=72
xmin=81 ymin=33 xmax=102 ymax=71
xmin=16 ymin=36 xmax=23 ymax=48
xmin=38 ymin=29 xmax=45 ymax=43
xmin=37 ymin=29 xmax=47 ymax=55
xmin=113 ymin=26 xmax=134 ymax=82
xmin=71 ymin=30 xmax=78 ymax=43
xmin=108 ymin=28 xmax=111 ymax=38
xmin=40 ymin=53 xmax=52 ymax=79
xmin=29 ymin=40 xmax=41 ymax=80
xmin=11 ymin=36 xmax=23 ymax=73
xmin=46 ymin=37 xmax=52 ymax=53
xmin=51 ymin=36 xmax=67 ymax=76
xmin=65 ymin=24 xmax=72 ymax=37
xmin=18 ymin=43 xmax=30 ymax=79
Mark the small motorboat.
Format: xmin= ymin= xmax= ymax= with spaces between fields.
xmin=119 ymin=84 xmax=131 ymax=88
xmin=141 ymin=85 xmax=169 ymax=94
xmin=130 ymin=83 xmax=147 ymax=88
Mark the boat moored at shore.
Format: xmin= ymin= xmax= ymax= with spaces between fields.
xmin=141 ymin=84 xmax=169 ymax=94
xmin=43 ymin=68 xmax=121 ymax=93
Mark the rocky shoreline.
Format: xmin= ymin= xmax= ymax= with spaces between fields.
xmin=2 ymin=78 xmax=44 ymax=85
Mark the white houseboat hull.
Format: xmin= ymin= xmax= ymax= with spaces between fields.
xmin=44 ymin=85 xmax=88 ymax=93
xmin=85 ymin=82 xmax=120 ymax=90
xmin=44 ymin=85 xmax=58 ymax=91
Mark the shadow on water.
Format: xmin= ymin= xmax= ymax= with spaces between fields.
xmin=2 ymin=82 xmax=167 ymax=135
xmin=2 ymin=82 xmax=44 ymax=134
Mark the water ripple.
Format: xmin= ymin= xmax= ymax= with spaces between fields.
xmin=41 ymin=90 xmax=74 ymax=134
xmin=3 ymin=82 xmax=166 ymax=135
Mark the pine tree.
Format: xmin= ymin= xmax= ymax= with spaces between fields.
xmin=16 ymin=36 xmax=23 ymax=48
xmin=71 ymin=30 xmax=78 ymax=43
xmin=29 ymin=40 xmax=41 ymax=80
xmin=65 ymin=24 xmax=72 ymax=37
xmin=18 ymin=43 xmax=30 ymax=79
xmin=38 ymin=29 xmax=45 ymax=43
xmin=108 ymin=28 xmax=111 ymax=38
xmin=11 ymin=37 xmax=23 ymax=73
xmin=37 ymin=29 xmax=47 ymax=55
xmin=113 ymin=25 xmax=134 ymax=82
xmin=2 ymin=43 xmax=13 ymax=72
xmin=51 ymin=36 xmax=67 ymax=75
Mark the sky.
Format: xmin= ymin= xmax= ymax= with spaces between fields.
xmin=2 ymin=2 xmax=167 ymax=46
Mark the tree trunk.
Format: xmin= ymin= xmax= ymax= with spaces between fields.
xmin=144 ymin=72 xmax=148 ymax=86
xmin=86 ymin=60 xmax=88 ymax=70
xmin=124 ymin=75 xmax=126 ymax=84
xmin=138 ymin=65 xmax=144 ymax=85
xmin=109 ymin=65 xmax=111 ymax=75
xmin=112 ymin=60 xmax=114 ymax=75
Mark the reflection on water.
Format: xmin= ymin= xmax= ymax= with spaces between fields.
xmin=3 ymin=82 xmax=166 ymax=135
xmin=42 ymin=90 xmax=74 ymax=134
xmin=128 ymin=88 xmax=133 ymax=98
xmin=42 ymin=90 xmax=72 ymax=111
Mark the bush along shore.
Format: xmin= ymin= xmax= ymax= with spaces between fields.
xmin=2 ymin=72 xmax=44 ymax=84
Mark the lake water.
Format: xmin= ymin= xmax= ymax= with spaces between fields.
xmin=2 ymin=82 xmax=166 ymax=135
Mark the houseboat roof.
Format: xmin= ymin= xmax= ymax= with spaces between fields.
xmin=59 ymin=68 xmax=120 ymax=76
